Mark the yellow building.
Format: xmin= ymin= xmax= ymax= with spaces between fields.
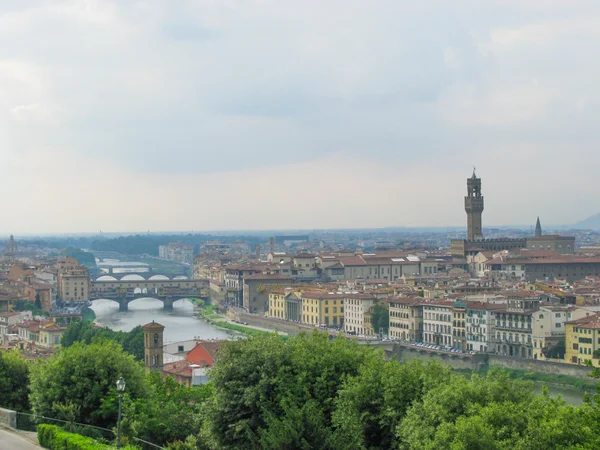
xmin=57 ymin=258 xmax=90 ymax=303
xmin=565 ymin=313 xmax=600 ymax=366
xmin=38 ymin=322 xmax=67 ymax=348
xmin=301 ymin=292 xmax=345 ymax=327
xmin=268 ymin=289 xmax=302 ymax=322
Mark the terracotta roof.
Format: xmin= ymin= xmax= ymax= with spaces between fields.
xmin=566 ymin=313 xmax=600 ymax=329
xmin=142 ymin=321 xmax=165 ymax=330
xmin=243 ymin=273 xmax=291 ymax=281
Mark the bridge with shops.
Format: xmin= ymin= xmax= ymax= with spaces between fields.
xmin=90 ymin=278 xmax=209 ymax=311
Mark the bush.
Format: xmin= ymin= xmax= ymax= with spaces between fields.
xmin=37 ymin=424 xmax=138 ymax=449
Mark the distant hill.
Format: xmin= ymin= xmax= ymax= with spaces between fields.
xmin=573 ymin=213 xmax=600 ymax=230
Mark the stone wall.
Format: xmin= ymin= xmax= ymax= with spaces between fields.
xmin=0 ymin=408 xmax=17 ymax=428
xmin=488 ymin=355 xmax=594 ymax=379
xmin=389 ymin=344 xmax=596 ymax=379
xmin=391 ymin=345 xmax=486 ymax=371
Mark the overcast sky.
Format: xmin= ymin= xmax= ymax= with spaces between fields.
xmin=1 ymin=0 xmax=598 ymax=233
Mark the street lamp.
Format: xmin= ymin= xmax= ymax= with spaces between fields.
xmin=116 ymin=377 xmax=126 ymax=449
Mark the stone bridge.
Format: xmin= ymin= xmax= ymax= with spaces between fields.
xmin=95 ymin=272 xmax=189 ymax=281
xmin=90 ymin=278 xmax=209 ymax=311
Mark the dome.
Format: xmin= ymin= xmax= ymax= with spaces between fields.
xmin=96 ymin=275 xmax=117 ymax=281
xmin=121 ymin=274 xmax=145 ymax=281
xmin=149 ymin=274 xmax=169 ymax=280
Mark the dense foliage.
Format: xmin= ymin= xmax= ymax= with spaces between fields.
xmin=61 ymin=320 xmax=144 ymax=360
xmin=370 ymin=303 xmax=389 ymax=335
xmin=29 ymin=340 xmax=148 ymax=429
xmin=37 ymin=424 xmax=138 ymax=450
xmin=0 ymin=350 xmax=30 ymax=411
xmin=62 ymin=247 xmax=97 ymax=270
xmin=5 ymin=331 xmax=600 ymax=449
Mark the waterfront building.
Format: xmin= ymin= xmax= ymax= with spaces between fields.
xmin=422 ymin=300 xmax=454 ymax=346
xmin=300 ymin=291 xmax=345 ymax=327
xmin=268 ymin=288 xmax=302 ymax=321
xmin=158 ymin=242 xmax=194 ymax=265
xmin=465 ymin=302 xmax=502 ymax=353
xmin=242 ymin=273 xmax=292 ymax=314
xmin=388 ymin=296 xmax=423 ymax=342
xmin=531 ymin=305 xmax=569 ymax=360
xmin=343 ymin=294 xmax=377 ymax=335
xmin=56 ymin=258 xmax=90 ymax=303
xmin=452 ymin=301 xmax=467 ymax=349
xmin=564 ymin=313 xmax=600 ymax=366
xmin=492 ymin=293 xmax=538 ymax=358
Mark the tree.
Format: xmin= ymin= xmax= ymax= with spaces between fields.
xmin=0 ymin=351 xmax=30 ymax=412
xmin=331 ymin=358 xmax=452 ymax=450
xmin=35 ymin=294 xmax=42 ymax=310
xmin=29 ymin=340 xmax=148 ymax=429
xmin=370 ymin=304 xmax=389 ymax=335
xmin=61 ymin=321 xmax=144 ymax=361
xmin=201 ymin=331 xmax=381 ymax=449
xmin=123 ymin=372 xmax=213 ymax=448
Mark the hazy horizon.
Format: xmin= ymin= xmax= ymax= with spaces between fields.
xmin=2 ymin=1 xmax=599 ymax=233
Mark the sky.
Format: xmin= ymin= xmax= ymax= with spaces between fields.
xmin=1 ymin=0 xmax=599 ymax=233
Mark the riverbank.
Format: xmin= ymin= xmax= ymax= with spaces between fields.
xmin=192 ymin=299 xmax=289 ymax=339
xmin=455 ymin=366 xmax=598 ymax=393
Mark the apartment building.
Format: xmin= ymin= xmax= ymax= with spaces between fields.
xmin=268 ymin=289 xmax=302 ymax=321
xmin=300 ymin=292 xmax=345 ymax=327
xmin=531 ymin=305 xmax=569 ymax=360
xmin=423 ymin=300 xmax=454 ymax=346
xmin=388 ymin=296 xmax=423 ymax=342
xmin=466 ymin=302 xmax=502 ymax=353
xmin=565 ymin=313 xmax=600 ymax=365
xmin=452 ymin=301 xmax=467 ymax=349
xmin=492 ymin=293 xmax=538 ymax=358
xmin=343 ymin=294 xmax=377 ymax=335
xmin=159 ymin=242 xmax=194 ymax=265
xmin=56 ymin=258 xmax=90 ymax=303
xmin=242 ymin=273 xmax=292 ymax=314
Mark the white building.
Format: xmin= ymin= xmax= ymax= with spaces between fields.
xmin=343 ymin=294 xmax=377 ymax=335
xmin=466 ymin=302 xmax=503 ymax=353
xmin=423 ymin=301 xmax=454 ymax=346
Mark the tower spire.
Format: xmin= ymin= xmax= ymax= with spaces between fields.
xmin=465 ymin=170 xmax=484 ymax=241
xmin=535 ymin=217 xmax=542 ymax=237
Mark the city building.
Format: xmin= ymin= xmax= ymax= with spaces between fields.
xmin=268 ymin=289 xmax=302 ymax=322
xmin=56 ymin=258 xmax=90 ymax=303
xmin=452 ymin=300 xmax=467 ymax=349
xmin=300 ymin=291 xmax=345 ymax=327
xmin=343 ymin=294 xmax=377 ymax=335
xmin=143 ymin=321 xmax=165 ymax=371
xmin=466 ymin=302 xmax=502 ymax=353
xmin=388 ymin=296 xmax=423 ymax=342
xmin=451 ymin=171 xmax=575 ymax=259
xmin=242 ymin=273 xmax=292 ymax=314
xmin=423 ymin=300 xmax=454 ymax=346
xmin=492 ymin=293 xmax=538 ymax=358
xmin=159 ymin=242 xmax=194 ymax=265
xmin=565 ymin=313 xmax=600 ymax=366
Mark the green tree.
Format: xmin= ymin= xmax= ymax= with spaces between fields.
xmin=331 ymin=358 xmax=452 ymax=450
xmin=29 ymin=340 xmax=148 ymax=428
xmin=0 ymin=351 xmax=30 ymax=412
xmin=201 ymin=331 xmax=380 ymax=449
xmin=35 ymin=293 xmax=42 ymax=310
xmin=370 ymin=304 xmax=389 ymax=335
xmin=61 ymin=320 xmax=144 ymax=361
xmin=124 ymin=372 xmax=213 ymax=447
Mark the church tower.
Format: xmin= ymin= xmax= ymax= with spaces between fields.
xmin=142 ymin=321 xmax=165 ymax=372
xmin=465 ymin=168 xmax=484 ymax=241
xmin=535 ymin=217 xmax=542 ymax=237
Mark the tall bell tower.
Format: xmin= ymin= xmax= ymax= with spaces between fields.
xmin=143 ymin=321 xmax=165 ymax=372
xmin=465 ymin=168 xmax=484 ymax=241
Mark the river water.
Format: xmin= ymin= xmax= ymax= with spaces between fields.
xmin=90 ymin=298 xmax=231 ymax=343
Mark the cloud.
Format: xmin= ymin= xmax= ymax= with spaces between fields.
xmin=0 ymin=0 xmax=599 ymax=232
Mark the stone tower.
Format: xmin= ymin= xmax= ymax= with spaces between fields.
xmin=464 ymin=168 xmax=484 ymax=241
xmin=142 ymin=321 xmax=165 ymax=372
xmin=535 ymin=217 xmax=542 ymax=237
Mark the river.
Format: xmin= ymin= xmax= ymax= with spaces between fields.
xmin=90 ymin=298 xmax=231 ymax=343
